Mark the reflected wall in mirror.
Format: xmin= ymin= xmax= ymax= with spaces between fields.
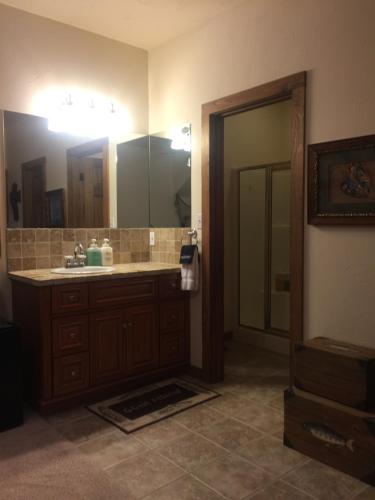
xmin=4 ymin=110 xmax=191 ymax=229
xmin=116 ymin=125 xmax=191 ymax=228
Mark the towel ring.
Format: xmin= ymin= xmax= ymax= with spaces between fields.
xmin=181 ymin=228 xmax=198 ymax=245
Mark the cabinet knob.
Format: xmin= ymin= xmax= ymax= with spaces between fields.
xmin=71 ymin=370 xmax=77 ymax=377
xmin=128 ymin=322 xmax=133 ymax=328
xmin=171 ymin=314 xmax=177 ymax=320
xmin=171 ymin=282 xmax=177 ymax=288
xmin=70 ymin=332 xmax=77 ymax=339
xmin=69 ymin=294 xmax=76 ymax=302
xmin=122 ymin=323 xmax=128 ymax=329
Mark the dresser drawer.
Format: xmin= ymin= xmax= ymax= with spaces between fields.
xmin=53 ymin=353 xmax=89 ymax=397
xmin=159 ymin=273 xmax=184 ymax=299
xmin=160 ymin=331 xmax=185 ymax=366
xmin=160 ymin=300 xmax=185 ymax=333
xmin=52 ymin=315 xmax=89 ymax=357
xmin=52 ymin=283 xmax=88 ymax=315
xmin=90 ymin=278 xmax=157 ymax=308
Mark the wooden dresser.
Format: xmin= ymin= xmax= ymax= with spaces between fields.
xmin=285 ymin=337 xmax=375 ymax=485
xmin=10 ymin=269 xmax=190 ymax=413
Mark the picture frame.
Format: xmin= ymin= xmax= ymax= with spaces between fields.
xmin=46 ymin=188 xmax=65 ymax=228
xmin=308 ymin=134 xmax=375 ymax=225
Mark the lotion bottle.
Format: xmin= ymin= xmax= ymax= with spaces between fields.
xmin=101 ymin=238 xmax=113 ymax=266
xmin=86 ymin=239 xmax=102 ymax=266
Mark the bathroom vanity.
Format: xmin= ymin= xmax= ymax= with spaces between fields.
xmin=9 ymin=263 xmax=190 ymax=413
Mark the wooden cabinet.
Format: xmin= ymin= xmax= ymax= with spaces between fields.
xmin=52 ymin=315 xmax=88 ymax=357
xmin=90 ymin=310 xmax=125 ymax=386
xmin=125 ymin=304 xmax=158 ymax=375
xmin=11 ymin=272 xmax=189 ymax=413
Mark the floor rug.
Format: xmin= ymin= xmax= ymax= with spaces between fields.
xmin=87 ymin=378 xmax=219 ymax=433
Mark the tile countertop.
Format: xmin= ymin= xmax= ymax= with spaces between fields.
xmin=8 ymin=262 xmax=181 ymax=287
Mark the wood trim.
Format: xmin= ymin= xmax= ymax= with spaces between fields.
xmin=202 ymin=72 xmax=306 ymax=383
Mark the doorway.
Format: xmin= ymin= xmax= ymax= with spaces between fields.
xmin=67 ymin=137 xmax=109 ymax=228
xmin=201 ymin=72 xmax=306 ymax=383
xmin=22 ymin=156 xmax=46 ymax=227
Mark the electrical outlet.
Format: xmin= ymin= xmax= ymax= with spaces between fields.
xmin=150 ymin=231 xmax=155 ymax=246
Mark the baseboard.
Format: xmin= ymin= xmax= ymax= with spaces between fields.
xmin=234 ymin=327 xmax=289 ymax=355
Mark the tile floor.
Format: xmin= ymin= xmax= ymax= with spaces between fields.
xmin=45 ymin=340 xmax=375 ymax=499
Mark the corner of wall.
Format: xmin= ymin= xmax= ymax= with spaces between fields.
xmin=0 ymin=110 xmax=12 ymax=319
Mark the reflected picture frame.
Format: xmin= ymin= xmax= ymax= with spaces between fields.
xmin=308 ymin=134 xmax=375 ymax=225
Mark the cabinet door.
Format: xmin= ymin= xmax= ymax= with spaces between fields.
xmin=90 ymin=310 xmax=125 ymax=385
xmin=125 ymin=304 xmax=158 ymax=375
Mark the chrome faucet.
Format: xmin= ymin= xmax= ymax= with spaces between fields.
xmin=64 ymin=242 xmax=86 ymax=268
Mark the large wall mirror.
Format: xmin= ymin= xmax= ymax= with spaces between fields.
xmin=4 ymin=110 xmax=191 ymax=228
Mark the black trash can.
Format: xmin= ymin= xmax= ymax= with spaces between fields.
xmin=0 ymin=318 xmax=23 ymax=431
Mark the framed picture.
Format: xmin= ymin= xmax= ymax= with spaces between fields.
xmin=308 ymin=135 xmax=375 ymax=224
xmin=46 ymin=188 xmax=65 ymax=227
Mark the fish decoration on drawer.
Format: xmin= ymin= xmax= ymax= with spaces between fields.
xmin=302 ymin=422 xmax=355 ymax=452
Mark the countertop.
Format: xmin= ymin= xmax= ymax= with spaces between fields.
xmin=8 ymin=262 xmax=181 ymax=287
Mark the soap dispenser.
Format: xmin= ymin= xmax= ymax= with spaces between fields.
xmin=101 ymin=238 xmax=113 ymax=266
xmin=86 ymin=239 xmax=102 ymax=266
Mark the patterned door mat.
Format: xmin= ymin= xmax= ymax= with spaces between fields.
xmin=87 ymin=378 xmax=219 ymax=433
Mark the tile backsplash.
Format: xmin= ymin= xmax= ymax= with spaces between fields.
xmin=150 ymin=228 xmax=188 ymax=265
xmin=6 ymin=227 xmax=191 ymax=271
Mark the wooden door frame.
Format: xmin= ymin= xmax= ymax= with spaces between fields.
xmin=21 ymin=156 xmax=47 ymax=227
xmin=201 ymin=72 xmax=306 ymax=383
xmin=66 ymin=137 xmax=109 ymax=227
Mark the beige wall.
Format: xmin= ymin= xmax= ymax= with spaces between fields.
xmin=0 ymin=3 xmax=148 ymax=318
xmin=223 ymin=101 xmax=291 ymax=337
xmin=149 ymin=0 xmax=375 ymax=365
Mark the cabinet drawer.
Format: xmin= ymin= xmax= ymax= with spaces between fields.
xmin=53 ymin=353 xmax=89 ymax=397
xmin=160 ymin=300 xmax=185 ymax=333
xmin=52 ymin=316 xmax=88 ymax=357
xmin=90 ymin=278 xmax=156 ymax=308
xmin=160 ymin=331 xmax=185 ymax=366
xmin=52 ymin=284 xmax=88 ymax=314
xmin=284 ymin=388 xmax=375 ymax=485
xmin=159 ymin=273 xmax=184 ymax=299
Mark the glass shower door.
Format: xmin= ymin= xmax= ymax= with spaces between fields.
xmin=239 ymin=163 xmax=290 ymax=335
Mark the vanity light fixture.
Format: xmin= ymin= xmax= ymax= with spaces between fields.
xmin=47 ymin=90 xmax=131 ymax=138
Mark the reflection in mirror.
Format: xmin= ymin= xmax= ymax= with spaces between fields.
xmin=116 ymin=136 xmax=149 ymax=228
xmin=116 ymin=125 xmax=191 ymax=228
xmin=4 ymin=110 xmax=191 ymax=229
xmin=149 ymin=127 xmax=191 ymax=228
xmin=4 ymin=111 xmax=103 ymax=228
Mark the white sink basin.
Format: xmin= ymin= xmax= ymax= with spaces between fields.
xmin=51 ymin=266 xmax=114 ymax=275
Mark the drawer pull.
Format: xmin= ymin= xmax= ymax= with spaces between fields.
xmin=69 ymin=294 xmax=76 ymax=302
xmin=71 ymin=370 xmax=77 ymax=377
xmin=70 ymin=332 xmax=77 ymax=339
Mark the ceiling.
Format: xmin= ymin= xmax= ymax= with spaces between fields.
xmin=0 ymin=0 xmax=246 ymax=50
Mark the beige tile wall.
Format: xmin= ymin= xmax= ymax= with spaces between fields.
xmin=150 ymin=228 xmax=191 ymax=265
xmin=6 ymin=228 xmax=150 ymax=271
xmin=6 ymin=227 xmax=190 ymax=271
